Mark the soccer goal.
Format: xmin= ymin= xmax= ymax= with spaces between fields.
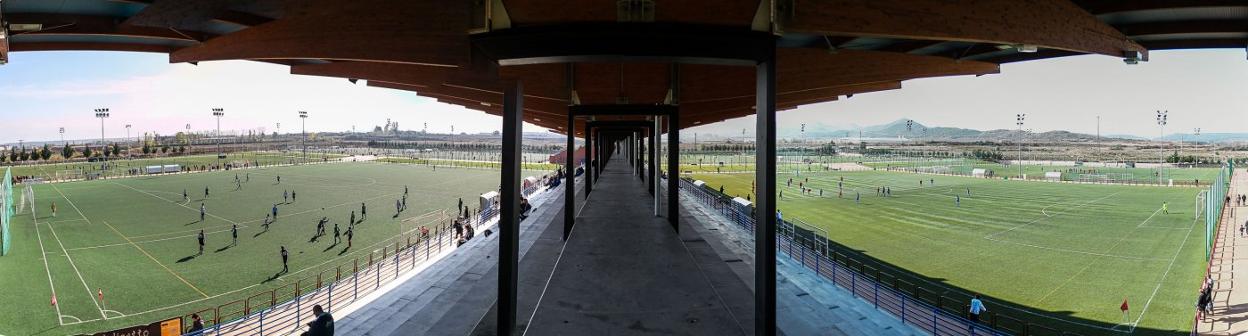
xmin=0 ymin=168 xmax=13 ymax=255
xmin=56 ymin=170 xmax=83 ymax=182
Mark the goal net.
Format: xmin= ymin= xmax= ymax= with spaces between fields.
xmin=0 ymin=168 xmax=12 ymax=255
xmin=56 ymin=169 xmax=83 ymax=182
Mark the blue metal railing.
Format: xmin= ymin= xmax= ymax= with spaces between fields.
xmin=680 ymin=179 xmax=1020 ymax=336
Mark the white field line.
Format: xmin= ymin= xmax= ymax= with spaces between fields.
xmin=101 ymin=220 xmax=210 ymax=298
xmin=58 ymin=210 xmax=449 ymax=326
xmin=68 ymin=191 xmax=403 ymax=251
xmin=983 ymin=191 xmax=1123 ymax=240
xmin=111 ymin=182 xmax=244 ymax=226
xmin=1034 ymin=208 xmax=1163 ymax=304
xmin=32 ymin=206 xmax=65 ymax=325
xmin=46 ymin=183 xmax=109 ymax=320
xmin=1128 ymin=207 xmax=1203 ymax=332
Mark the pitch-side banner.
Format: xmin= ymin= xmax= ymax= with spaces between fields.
xmin=87 ymin=317 xmax=181 ymax=336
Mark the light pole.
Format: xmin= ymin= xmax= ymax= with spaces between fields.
xmin=1156 ymin=110 xmax=1167 ymax=183
xmin=213 ymin=108 xmax=225 ymax=167
xmin=95 ymin=108 xmax=110 ymax=162
xmin=59 ymin=127 xmax=65 ymax=147
xmin=1016 ymin=114 xmax=1025 ymax=179
xmin=125 ymin=124 xmax=132 ymax=157
xmin=299 ymin=111 xmax=308 ymax=162
xmin=1193 ymin=128 xmax=1201 ymax=165
xmin=185 ymin=124 xmax=191 ymax=146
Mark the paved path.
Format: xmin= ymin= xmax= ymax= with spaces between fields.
xmin=1198 ymin=169 xmax=1246 ymax=335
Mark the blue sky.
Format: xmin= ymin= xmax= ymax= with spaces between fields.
xmin=0 ymin=49 xmax=1245 ymax=144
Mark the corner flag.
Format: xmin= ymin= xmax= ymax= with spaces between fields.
xmin=51 ymin=294 xmax=57 ymax=306
xmin=1120 ymin=297 xmax=1129 ymax=312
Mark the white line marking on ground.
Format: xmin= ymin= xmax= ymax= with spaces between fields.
xmin=1129 ymin=200 xmax=1205 ymax=332
xmin=32 ymin=206 xmax=64 ymax=325
xmin=46 ymin=184 xmax=108 ymax=320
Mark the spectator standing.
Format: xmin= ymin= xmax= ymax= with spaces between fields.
xmin=969 ymin=294 xmax=987 ymax=323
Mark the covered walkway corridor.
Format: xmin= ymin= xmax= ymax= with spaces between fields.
xmin=521 ymin=154 xmax=754 ymax=335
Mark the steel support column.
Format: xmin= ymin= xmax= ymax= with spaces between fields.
xmin=648 ymin=122 xmax=657 ymax=197
xmin=564 ymin=113 xmax=576 ymax=240
xmin=585 ymin=127 xmax=594 ymax=197
xmin=667 ymin=111 xmax=680 ymax=231
xmin=754 ymin=48 xmax=778 ymax=336
xmin=498 ymin=81 xmax=523 ymax=336
xmin=652 ymin=116 xmax=661 ymax=214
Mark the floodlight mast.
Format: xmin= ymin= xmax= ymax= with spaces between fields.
xmin=213 ymin=108 xmax=225 ymax=167
xmin=299 ymin=111 xmax=309 ymax=162
xmin=1157 ymin=110 xmax=1167 ymax=184
xmin=1016 ymin=114 xmax=1025 ymax=179
xmin=95 ymin=108 xmax=110 ymax=163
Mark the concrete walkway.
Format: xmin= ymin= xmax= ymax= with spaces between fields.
xmin=522 ymin=158 xmax=754 ymax=335
xmin=1198 ymin=169 xmax=1246 ymax=335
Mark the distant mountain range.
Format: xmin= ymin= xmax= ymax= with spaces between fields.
xmin=765 ymin=118 xmax=1248 ymax=143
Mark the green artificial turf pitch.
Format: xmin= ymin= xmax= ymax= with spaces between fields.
xmin=0 ymin=162 xmax=539 ymax=335
xmin=692 ymin=170 xmax=1206 ymax=335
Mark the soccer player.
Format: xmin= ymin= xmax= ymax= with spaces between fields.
xmin=361 ymin=203 xmax=367 ymax=220
xmin=346 ymin=226 xmax=354 ymax=249
xmin=246 ymin=173 xmax=250 ymax=183
xmin=264 ymin=213 xmax=271 ymax=229
xmin=183 ymin=189 xmax=189 ymax=202
xmin=292 ymin=190 xmax=297 ymax=202
xmin=197 ymin=230 xmax=205 ymax=255
xmin=204 ymin=186 xmax=210 ymax=198
xmin=350 ymin=211 xmax=356 ymax=226
xmin=405 ymin=185 xmax=409 ymax=196
xmin=1162 ymin=202 xmax=1169 ymax=214
xmin=396 ymin=199 xmax=402 ymax=214
xmin=967 ymin=187 xmax=971 ymax=196
xmin=277 ymin=175 xmax=281 ymax=184
xmin=333 ymin=223 xmax=341 ymax=244
xmin=930 ymin=178 xmax=934 ymax=185
xmin=272 ymin=204 xmax=279 ymax=219
xmin=955 ymin=195 xmax=961 ymax=207
xmin=402 ymin=194 xmax=407 ymax=211
xmin=284 ymin=190 xmax=289 ymax=203
xmin=51 ymin=202 xmax=57 ymax=217
xmin=231 ymin=224 xmax=238 ymax=246
xmin=855 ymin=192 xmax=860 ymax=204
xmin=280 ymin=246 xmax=289 ymax=273
xmin=200 ymin=203 xmax=206 ymax=222
xmin=317 ymin=217 xmax=326 ymax=236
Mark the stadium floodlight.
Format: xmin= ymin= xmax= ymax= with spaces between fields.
xmin=1156 ymin=110 xmax=1168 ymax=183
xmin=299 ymin=111 xmax=308 ymax=162
xmin=94 ymin=108 xmax=110 ymax=162
xmin=1016 ymin=114 xmax=1025 ymax=179
xmin=212 ymin=108 xmax=224 ymax=167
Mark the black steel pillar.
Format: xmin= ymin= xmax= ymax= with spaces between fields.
xmin=667 ymin=111 xmax=680 ymax=231
xmin=585 ymin=127 xmax=594 ymax=197
xmin=498 ymin=81 xmax=523 ymax=336
xmin=564 ymin=113 xmax=576 ymax=240
xmin=754 ymin=48 xmax=778 ymax=336
xmin=648 ymin=124 xmax=656 ymax=196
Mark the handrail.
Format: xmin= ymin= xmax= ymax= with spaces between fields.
xmin=681 ymin=178 xmax=1065 ymax=336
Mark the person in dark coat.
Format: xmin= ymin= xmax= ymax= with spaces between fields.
xmin=301 ymin=304 xmax=334 ymax=336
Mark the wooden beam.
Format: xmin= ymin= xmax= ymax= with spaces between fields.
xmin=788 ymin=0 xmax=1147 ymax=59
xmin=1114 ymin=20 xmax=1248 ymax=37
xmin=8 ymin=42 xmax=177 ymax=53
xmin=170 ymin=0 xmax=470 ymax=67
xmin=291 ymin=62 xmax=569 ymax=103
xmin=1075 ymin=0 xmax=1247 ymax=15
xmin=681 ymin=49 xmax=998 ymax=104
xmin=4 ymin=13 xmax=210 ymax=42
xmin=366 ymin=81 xmax=567 ymax=120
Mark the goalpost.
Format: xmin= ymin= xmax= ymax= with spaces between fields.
xmin=0 ymin=168 xmax=12 ymax=255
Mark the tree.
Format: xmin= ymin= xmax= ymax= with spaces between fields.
xmin=179 ymin=145 xmax=186 ymax=153
xmin=62 ymin=144 xmax=75 ymax=159
xmin=161 ymin=145 xmax=170 ymax=153
xmin=19 ymin=148 xmax=29 ymax=161
xmin=41 ymin=144 xmax=52 ymax=160
xmin=83 ymin=146 xmax=93 ymax=158
xmin=112 ymin=143 xmax=121 ymax=156
xmin=143 ymin=142 xmax=152 ymax=154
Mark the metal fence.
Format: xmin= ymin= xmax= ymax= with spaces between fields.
xmin=174 ymin=177 xmax=556 ymax=336
xmin=680 ymin=178 xmax=1090 ymax=336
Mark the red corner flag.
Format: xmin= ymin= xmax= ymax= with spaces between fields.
xmin=1120 ymin=297 xmax=1130 ymax=312
xmin=51 ymin=294 xmax=57 ymax=306
xmin=97 ymin=288 xmax=103 ymax=301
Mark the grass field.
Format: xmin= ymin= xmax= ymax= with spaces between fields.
xmin=692 ymin=170 xmax=1206 ymax=335
xmin=0 ymin=162 xmax=544 ymax=335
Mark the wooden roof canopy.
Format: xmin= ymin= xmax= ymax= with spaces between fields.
xmin=0 ymin=0 xmax=1237 ymax=136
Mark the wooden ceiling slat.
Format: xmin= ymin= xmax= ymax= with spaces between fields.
xmin=171 ymin=0 xmax=470 ymax=67
xmin=787 ymin=0 xmax=1147 ymax=59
